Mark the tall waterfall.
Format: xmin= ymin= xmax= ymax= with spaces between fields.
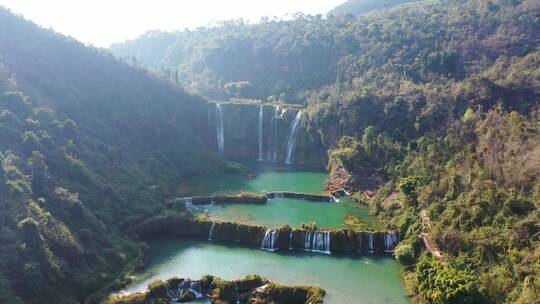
xmin=384 ymin=232 xmax=399 ymax=252
xmin=368 ymin=232 xmax=374 ymax=253
xmin=285 ymin=110 xmax=303 ymax=165
xmin=261 ymin=228 xmax=279 ymax=251
xmin=208 ymin=222 xmax=216 ymax=241
xmin=258 ymin=105 xmax=264 ymax=161
xmin=271 ymin=106 xmax=279 ymax=162
xmin=216 ymin=103 xmax=225 ymax=154
xmin=303 ymin=231 xmax=331 ymax=254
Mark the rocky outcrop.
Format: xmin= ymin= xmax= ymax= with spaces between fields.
xmin=168 ymin=191 xmax=343 ymax=206
xmin=132 ymin=215 xmax=399 ymax=255
xmin=106 ymin=275 xmax=325 ymax=304
xmin=265 ymin=192 xmax=336 ymax=202
xmin=170 ymin=193 xmax=268 ymax=206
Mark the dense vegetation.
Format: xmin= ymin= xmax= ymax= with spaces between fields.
xmin=0 ymin=7 xmax=236 ymax=303
xmin=113 ymin=0 xmax=540 ymax=303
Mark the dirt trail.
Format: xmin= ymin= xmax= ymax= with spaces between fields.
xmin=420 ymin=209 xmax=444 ymax=261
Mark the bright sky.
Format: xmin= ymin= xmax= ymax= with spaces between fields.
xmin=0 ymin=0 xmax=345 ymax=48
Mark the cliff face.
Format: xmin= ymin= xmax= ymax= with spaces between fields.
xmin=206 ymin=102 xmax=327 ymax=167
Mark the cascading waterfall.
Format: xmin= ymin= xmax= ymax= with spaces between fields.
xmin=368 ymin=232 xmax=374 ymax=253
xmin=303 ymin=231 xmax=331 ymax=254
xmin=261 ymin=228 xmax=279 ymax=252
xmin=216 ymin=103 xmax=225 ymax=154
xmin=208 ymin=222 xmax=216 ymax=241
xmin=285 ymin=110 xmax=303 ymax=165
xmin=258 ymin=105 xmax=264 ymax=161
xmin=330 ymin=195 xmax=340 ymax=203
xmin=384 ymin=232 xmax=399 ymax=252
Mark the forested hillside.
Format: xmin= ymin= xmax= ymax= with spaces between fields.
xmin=111 ymin=0 xmax=540 ymax=104
xmin=110 ymin=0 xmax=540 ymax=302
xmin=0 ymin=7 xmax=233 ymax=303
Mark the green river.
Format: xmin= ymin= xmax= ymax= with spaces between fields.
xmin=124 ymin=163 xmax=409 ymax=303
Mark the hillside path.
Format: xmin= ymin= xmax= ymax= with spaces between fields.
xmin=420 ymin=208 xmax=444 ymax=261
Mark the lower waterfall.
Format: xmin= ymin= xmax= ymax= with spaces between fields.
xmin=258 ymin=105 xmax=264 ymax=161
xmin=261 ymin=228 xmax=279 ymax=251
xmin=368 ymin=232 xmax=374 ymax=253
xmin=303 ymin=231 xmax=331 ymax=254
xmin=285 ymin=110 xmax=303 ymax=165
xmin=384 ymin=232 xmax=399 ymax=252
xmin=289 ymin=231 xmax=293 ymax=250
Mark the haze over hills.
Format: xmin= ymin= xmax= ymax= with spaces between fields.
xmin=327 ymin=0 xmax=420 ymax=16
xmin=0 ymin=0 xmax=540 ymax=303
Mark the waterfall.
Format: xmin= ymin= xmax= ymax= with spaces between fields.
xmin=368 ymin=232 xmax=374 ymax=253
xmin=164 ymin=281 xmax=175 ymax=300
xmin=261 ymin=228 xmax=279 ymax=252
xmin=289 ymin=231 xmax=293 ymax=250
xmin=330 ymin=195 xmax=340 ymax=203
xmin=342 ymin=189 xmax=350 ymax=196
xmin=384 ymin=232 xmax=399 ymax=252
xmin=184 ymin=197 xmax=193 ymax=205
xmin=176 ymin=280 xmax=185 ymax=297
xmin=235 ymin=282 xmax=241 ymax=304
xmin=303 ymin=231 xmax=331 ymax=254
xmin=272 ymin=106 xmax=279 ymax=162
xmin=189 ymin=281 xmax=204 ymax=298
xmin=216 ymin=103 xmax=225 ymax=154
xmin=208 ymin=222 xmax=216 ymax=241
xmin=258 ymin=105 xmax=264 ymax=161
xmin=285 ymin=110 xmax=303 ymax=165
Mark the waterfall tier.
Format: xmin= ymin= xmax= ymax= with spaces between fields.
xmin=261 ymin=228 xmax=279 ymax=251
xmin=303 ymin=231 xmax=331 ymax=254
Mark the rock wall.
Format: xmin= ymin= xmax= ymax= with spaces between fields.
xmin=107 ymin=274 xmax=325 ymax=304
xmin=132 ymin=215 xmax=399 ymax=255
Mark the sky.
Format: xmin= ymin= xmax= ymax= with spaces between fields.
xmin=0 ymin=0 xmax=346 ymax=48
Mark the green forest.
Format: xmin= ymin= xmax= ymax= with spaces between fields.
xmin=1 ymin=0 xmax=540 ymax=303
